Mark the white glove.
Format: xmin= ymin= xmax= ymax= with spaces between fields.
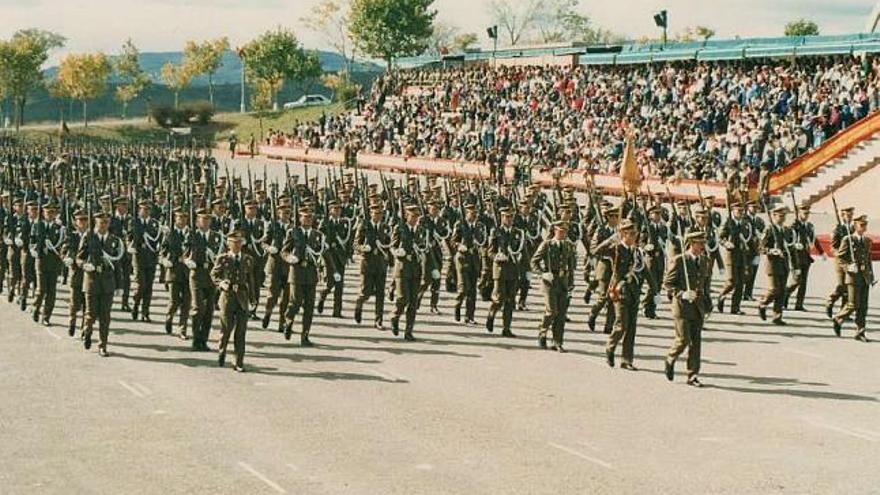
xmin=285 ymin=254 xmax=300 ymax=264
xmin=794 ymin=242 xmax=804 ymax=250
xmin=83 ymin=262 xmax=96 ymax=272
xmin=184 ymin=259 xmax=197 ymax=270
xmin=524 ymin=271 xmax=533 ymax=282
xmin=219 ymin=280 xmax=231 ymax=291
xmin=361 ymin=244 xmax=372 ymax=253
xmin=431 ymin=269 xmax=441 ymax=280
xmin=718 ymin=267 xmax=726 ymax=276
xmin=793 ymin=269 xmax=801 ymax=277
xmin=203 ymin=263 xmax=210 ymax=269
xmin=495 ymin=253 xmax=508 ymax=262
xmin=752 ymin=256 xmax=760 ymax=266
xmin=14 ymin=238 xmax=23 ymax=247
xmin=160 ymin=258 xmax=173 ymax=268
xmin=393 ymin=248 xmax=406 ymax=257
xmin=127 ymin=247 xmax=137 ymax=255
xmin=847 ymin=263 xmax=858 ymax=274
xmin=682 ymin=290 xmax=696 ymax=302
xmin=654 ymin=294 xmax=662 ymax=306
xmin=457 ymin=244 xmax=468 ymax=253
xmin=160 ymin=225 xmax=170 ymax=234
xmin=541 ymin=272 xmax=554 ymax=283
xmin=644 ymin=243 xmax=655 ymax=252
xmin=115 ymin=289 xmax=122 ymax=297
xmin=63 ymin=257 xmax=74 ymax=267
xmin=268 ymin=246 xmax=278 ymax=254
xmin=333 ymin=272 xmax=342 ymax=282
xmin=770 ymin=248 xmax=782 ymax=257
xmin=723 ymin=241 xmax=734 ymax=250
xmin=3 ymin=238 xmax=11 ymax=246
xmin=29 ymin=248 xmax=37 ymax=258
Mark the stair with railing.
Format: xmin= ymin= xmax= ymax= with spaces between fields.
xmin=783 ymin=135 xmax=880 ymax=204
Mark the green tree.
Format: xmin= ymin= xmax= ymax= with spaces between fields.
xmin=0 ymin=29 xmax=65 ymax=130
xmin=183 ymin=37 xmax=230 ymax=106
xmin=451 ymin=32 xmax=479 ymax=52
xmin=115 ymin=39 xmax=150 ymax=119
xmin=161 ymin=61 xmax=194 ymax=109
xmin=55 ymin=52 xmax=112 ymax=127
xmin=785 ymin=19 xmax=819 ymax=36
xmin=242 ymin=28 xmax=321 ymax=111
xmin=349 ymin=0 xmax=436 ymax=67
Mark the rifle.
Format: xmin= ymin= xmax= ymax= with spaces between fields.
xmin=830 ymin=193 xmax=842 ymax=226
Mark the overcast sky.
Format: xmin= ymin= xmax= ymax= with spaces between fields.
xmin=0 ymin=0 xmax=877 ymax=65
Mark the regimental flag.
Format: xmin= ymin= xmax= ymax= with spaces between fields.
xmin=619 ymin=129 xmax=641 ymax=194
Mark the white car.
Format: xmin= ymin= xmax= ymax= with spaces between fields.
xmin=283 ymin=94 xmax=331 ymax=109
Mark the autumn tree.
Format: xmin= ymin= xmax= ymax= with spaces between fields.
xmin=300 ymin=0 xmax=357 ymax=75
xmin=242 ymin=28 xmax=321 ymax=111
xmin=350 ymin=0 xmax=436 ymax=67
xmin=115 ymin=39 xmax=151 ymax=119
xmin=0 ymin=29 xmax=65 ymax=130
xmin=54 ymin=52 xmax=112 ymax=127
xmin=183 ymin=37 xmax=229 ymax=106
xmin=161 ymin=60 xmax=194 ymax=109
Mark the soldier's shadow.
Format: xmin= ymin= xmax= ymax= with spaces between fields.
xmin=244 ymin=364 xmax=408 ymax=383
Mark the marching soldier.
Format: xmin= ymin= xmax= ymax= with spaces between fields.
xmin=110 ymin=197 xmax=133 ymax=312
xmin=605 ymin=220 xmax=641 ymax=370
xmin=160 ymin=209 xmax=191 ymax=338
xmin=485 ymin=207 xmax=523 ymax=338
xmin=826 ymin=206 xmax=855 ymax=317
xmin=717 ymin=202 xmax=747 ymax=315
xmin=354 ymin=205 xmax=390 ymax=330
xmin=785 ymin=203 xmax=823 ymax=311
xmin=212 ymin=231 xmax=257 ymax=372
xmin=187 ymin=210 xmax=223 ymax=351
xmin=588 ymin=207 xmax=619 ymax=333
xmin=390 ymin=205 xmax=424 ymax=341
xmin=831 ymin=215 xmax=873 ymax=342
xmin=0 ymin=193 xmax=8 ymax=294
xmin=317 ymin=200 xmax=348 ymax=318
xmin=640 ymin=204 xmax=667 ymax=319
xmin=282 ymin=209 xmax=322 ymax=346
xmin=18 ymin=201 xmax=37 ymax=311
xmin=30 ymin=201 xmax=65 ymax=326
xmin=663 ymin=231 xmax=713 ymax=387
xmin=78 ymin=212 xmax=123 ymax=357
xmin=235 ymin=199 xmax=267 ymax=314
xmin=758 ymin=206 xmax=793 ymax=325
xmin=452 ymin=205 xmax=484 ymax=324
xmin=417 ymin=201 xmax=445 ymax=314
xmin=262 ymin=205 xmax=292 ymax=332
xmin=531 ymin=221 xmax=576 ymax=351
xmin=64 ymin=210 xmax=89 ymax=337
xmin=514 ymin=200 xmax=540 ymax=310
xmin=5 ymin=197 xmax=24 ymax=305
xmin=128 ymin=200 xmax=161 ymax=322
xmin=743 ymin=200 xmax=764 ymax=300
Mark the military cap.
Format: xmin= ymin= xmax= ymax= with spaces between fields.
xmin=840 ymin=206 xmax=855 ymax=212
xmin=138 ymin=200 xmax=152 ymax=208
xmin=463 ymin=203 xmax=477 ymax=211
xmin=693 ymin=205 xmax=707 ymax=216
xmin=173 ymin=207 xmax=187 ymax=216
xmin=277 ymin=204 xmax=291 ymax=212
xmin=43 ymin=201 xmax=60 ymax=211
xmin=299 ymin=208 xmax=314 ymax=216
xmin=25 ymin=200 xmax=38 ymax=207
xmin=12 ymin=197 xmax=23 ymax=205
xmin=771 ymin=205 xmax=789 ymax=215
xmin=328 ymin=200 xmax=341 ymax=208
xmin=244 ymin=199 xmax=258 ymax=207
xmin=647 ymin=204 xmax=662 ymax=213
xmin=604 ymin=206 xmax=619 ymax=216
xmin=211 ymin=198 xmax=225 ymax=206
xmin=799 ymin=201 xmax=811 ymax=211
xmin=405 ymin=205 xmax=422 ymax=215
xmin=196 ymin=209 xmax=211 ymax=218
xmin=369 ymin=205 xmax=384 ymax=213
xmin=853 ymin=214 xmax=868 ymax=224
xmin=73 ymin=210 xmax=88 ymax=220
xmin=499 ymin=207 xmax=514 ymax=216
xmin=93 ymin=212 xmax=110 ymax=220
xmin=226 ymin=230 xmax=245 ymax=242
xmin=745 ymin=200 xmax=758 ymax=207
xmin=552 ymin=220 xmax=570 ymax=230
xmin=675 ymin=199 xmax=689 ymax=207
xmin=619 ymin=219 xmax=636 ymax=232
xmin=114 ymin=197 xmax=128 ymax=205
xmin=685 ymin=231 xmax=706 ymax=244
xmin=730 ymin=202 xmax=743 ymax=210
xmin=99 ymin=194 xmax=112 ymax=203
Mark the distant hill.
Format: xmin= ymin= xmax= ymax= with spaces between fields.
xmin=44 ymin=50 xmax=383 ymax=86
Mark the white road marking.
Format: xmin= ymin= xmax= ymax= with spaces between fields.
xmin=548 ymin=442 xmax=613 ymax=469
xmin=132 ymin=383 xmax=151 ymax=396
xmin=781 ymin=347 xmax=825 ymax=359
xmin=238 ymin=461 xmax=286 ymax=494
xmin=118 ymin=380 xmax=144 ymax=398
xmin=803 ymin=418 xmax=879 ymax=442
xmin=576 ymin=440 xmax=601 ymax=452
xmin=44 ymin=326 xmax=61 ymax=340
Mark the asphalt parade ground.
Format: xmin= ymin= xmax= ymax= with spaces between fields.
xmin=1 ymin=156 xmax=878 ymax=494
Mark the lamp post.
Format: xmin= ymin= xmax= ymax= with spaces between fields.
xmin=487 ymin=25 xmax=498 ymax=68
xmin=237 ymin=46 xmax=247 ymax=114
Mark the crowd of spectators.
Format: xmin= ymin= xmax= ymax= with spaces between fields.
xmin=267 ymin=54 xmax=880 ymax=182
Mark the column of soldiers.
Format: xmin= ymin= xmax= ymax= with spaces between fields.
xmin=0 ymin=142 xmax=874 ymax=381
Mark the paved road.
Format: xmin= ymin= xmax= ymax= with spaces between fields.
xmin=1 ymin=156 xmax=878 ymax=494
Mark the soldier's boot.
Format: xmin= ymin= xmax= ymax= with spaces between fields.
xmin=587 ymin=315 xmax=597 ymax=332
xmin=404 ymin=331 xmax=415 ymax=342
xmin=832 ymin=317 xmax=842 ymax=336
xmin=19 ymin=294 xmax=27 ymax=312
xmin=164 ymin=319 xmax=173 ymax=334
xmin=454 ymin=303 xmax=461 ymax=322
xmin=354 ymin=301 xmax=363 ymax=324
xmin=283 ymin=321 xmax=293 ymax=341
xmin=758 ymin=305 xmax=767 ymax=321
xmin=485 ymin=315 xmax=494 ymax=333
xmin=261 ymin=313 xmax=271 ymax=329
xmin=68 ymin=321 xmax=76 ymax=337
xmin=391 ymin=317 xmax=400 ymax=336
xmin=855 ymin=328 xmax=869 ymax=343
xmin=317 ymin=294 xmax=326 ymax=314
xmin=583 ymin=290 xmax=592 ymax=305
xmin=538 ymin=335 xmax=547 ymax=349
xmin=300 ymin=330 xmax=313 ymax=347
xmin=430 ymin=291 xmax=440 ymax=314
xmin=603 ymin=321 xmax=613 ymax=335
xmin=716 ymin=296 xmax=725 ymax=314
xmin=131 ymin=301 xmax=139 ymax=321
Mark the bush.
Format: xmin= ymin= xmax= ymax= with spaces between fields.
xmin=150 ymin=101 xmax=215 ymax=128
xmin=181 ymin=101 xmax=215 ymax=125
